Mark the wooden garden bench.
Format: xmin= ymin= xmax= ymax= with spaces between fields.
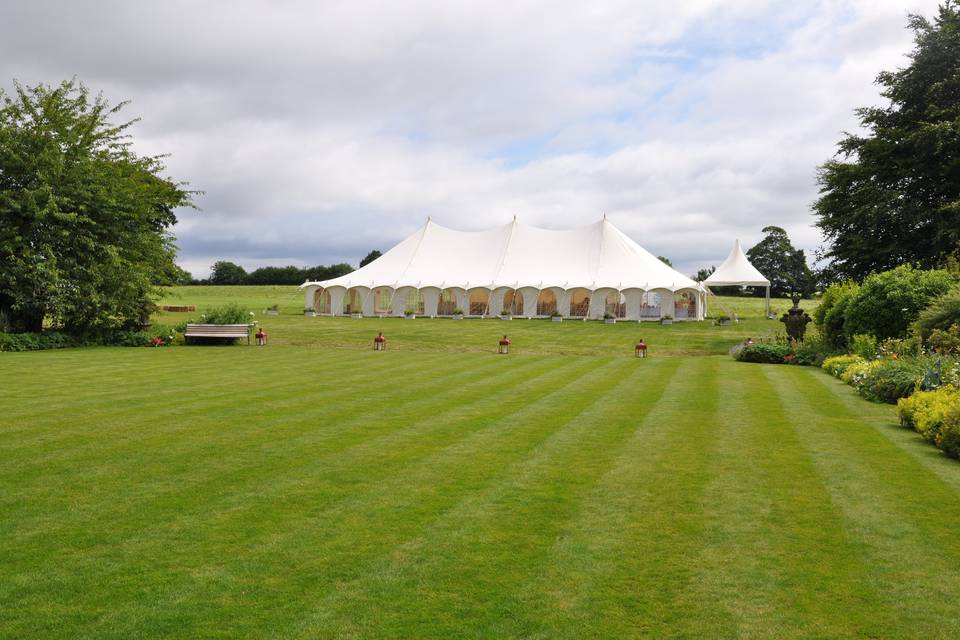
xmin=184 ymin=323 xmax=252 ymax=345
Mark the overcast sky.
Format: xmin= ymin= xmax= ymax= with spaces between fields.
xmin=0 ymin=0 xmax=941 ymax=278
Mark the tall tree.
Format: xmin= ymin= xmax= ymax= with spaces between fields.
xmin=359 ymin=249 xmax=382 ymax=267
xmin=656 ymin=256 xmax=673 ymax=267
xmin=746 ymin=226 xmax=814 ymax=297
xmin=209 ymin=261 xmax=247 ymax=285
xmin=0 ymin=79 xmax=193 ymax=333
xmin=814 ymin=2 xmax=960 ymax=280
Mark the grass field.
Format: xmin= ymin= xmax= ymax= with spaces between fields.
xmin=5 ymin=288 xmax=960 ymax=638
xmin=155 ymin=286 xmax=801 ymax=356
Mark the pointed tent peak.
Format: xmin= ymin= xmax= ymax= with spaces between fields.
xmin=703 ymin=238 xmax=770 ymax=287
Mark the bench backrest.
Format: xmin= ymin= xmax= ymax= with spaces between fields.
xmin=184 ymin=324 xmax=252 ymax=337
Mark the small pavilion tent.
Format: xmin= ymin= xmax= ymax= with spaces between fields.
xmin=702 ymin=239 xmax=771 ymax=316
xmin=301 ymin=217 xmax=707 ymax=321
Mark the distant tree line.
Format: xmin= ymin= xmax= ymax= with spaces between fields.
xmin=196 ymin=260 xmax=354 ymax=285
xmin=193 ymin=250 xmax=383 ymax=285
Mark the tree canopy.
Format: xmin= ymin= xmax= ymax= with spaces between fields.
xmin=359 ymin=249 xmax=382 ymax=268
xmin=746 ymin=226 xmax=814 ymax=297
xmin=209 ymin=261 xmax=248 ymax=285
xmin=814 ymin=2 xmax=960 ymax=280
xmin=692 ymin=266 xmax=715 ymax=282
xmin=0 ymin=79 xmax=193 ymax=333
xmin=204 ymin=261 xmax=353 ymax=285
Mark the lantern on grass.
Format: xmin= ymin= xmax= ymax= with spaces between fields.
xmin=635 ymin=339 xmax=647 ymax=358
xmin=498 ymin=335 xmax=511 ymax=355
xmin=373 ymin=332 xmax=386 ymax=351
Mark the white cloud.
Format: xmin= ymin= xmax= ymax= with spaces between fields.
xmin=0 ymin=0 xmax=942 ymax=277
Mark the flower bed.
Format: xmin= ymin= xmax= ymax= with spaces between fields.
xmin=734 ymin=342 xmax=821 ymax=366
xmin=822 ymin=353 xmax=960 ymax=459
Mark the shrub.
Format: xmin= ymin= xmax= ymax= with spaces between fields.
xmin=793 ymin=343 xmax=822 ymax=366
xmin=856 ymin=358 xmax=924 ymax=403
xmin=898 ymin=386 xmax=959 ymax=443
xmin=928 ymin=325 xmax=960 ymax=354
xmin=879 ymin=335 xmax=922 ymax=358
xmin=822 ymin=355 xmax=864 ymax=377
xmin=735 ymin=343 xmax=792 ymax=364
xmin=100 ymin=324 xmax=176 ymax=347
xmin=0 ymin=331 xmax=79 ymax=352
xmin=850 ymin=334 xmax=878 ymax=359
xmin=912 ymin=284 xmax=960 ymax=340
xmin=197 ymin=304 xmax=254 ymax=324
xmin=840 ymin=359 xmax=878 ymax=385
xmin=843 ymin=265 xmax=957 ymax=341
xmin=815 ymin=281 xmax=860 ymax=349
xmin=937 ymin=404 xmax=960 ymax=459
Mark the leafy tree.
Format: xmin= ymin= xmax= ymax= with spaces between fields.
xmin=209 ymin=261 xmax=247 ymax=285
xmin=814 ymin=2 xmax=960 ymax=280
xmin=843 ymin=265 xmax=956 ymax=340
xmin=302 ymin=263 xmax=353 ymax=282
xmin=693 ymin=266 xmax=715 ymax=282
xmin=359 ymin=250 xmax=382 ymax=268
xmin=158 ymin=263 xmax=193 ymax=286
xmin=245 ymin=265 xmax=304 ymax=285
xmin=814 ymin=281 xmax=861 ymax=349
xmin=912 ymin=283 xmax=960 ymax=340
xmin=202 ymin=261 xmax=354 ymax=285
xmin=657 ymin=256 xmax=673 ymax=267
xmin=0 ymin=79 xmax=193 ymax=333
xmin=746 ymin=226 xmax=814 ymax=297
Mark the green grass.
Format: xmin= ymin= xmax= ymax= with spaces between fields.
xmin=155 ymin=286 xmax=807 ymax=356
xmin=5 ymin=289 xmax=960 ymax=638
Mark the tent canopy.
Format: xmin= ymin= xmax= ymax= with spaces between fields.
xmin=303 ymin=217 xmax=703 ymax=293
xmin=702 ymin=239 xmax=770 ymax=288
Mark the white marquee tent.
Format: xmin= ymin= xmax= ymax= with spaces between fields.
xmin=301 ymin=217 xmax=707 ymax=321
xmin=702 ymin=239 xmax=772 ymax=315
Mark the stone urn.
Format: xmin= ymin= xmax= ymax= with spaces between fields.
xmin=780 ymin=293 xmax=811 ymax=342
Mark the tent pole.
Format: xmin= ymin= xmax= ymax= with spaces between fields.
xmin=765 ymin=285 xmax=770 ymax=318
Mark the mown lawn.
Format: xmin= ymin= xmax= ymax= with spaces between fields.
xmin=155 ymin=286 xmax=804 ymax=356
xmin=4 ymin=321 xmax=960 ymax=637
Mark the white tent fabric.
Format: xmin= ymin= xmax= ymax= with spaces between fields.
xmin=702 ymin=239 xmax=772 ymax=316
xmin=301 ymin=217 xmax=706 ymax=321
xmin=702 ymin=239 xmax=770 ymax=287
